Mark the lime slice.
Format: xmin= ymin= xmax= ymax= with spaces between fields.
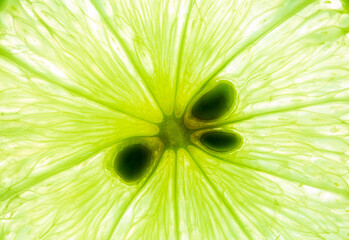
xmin=1 ymin=0 xmax=349 ymax=239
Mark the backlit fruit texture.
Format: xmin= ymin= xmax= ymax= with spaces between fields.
xmin=1 ymin=0 xmax=349 ymax=239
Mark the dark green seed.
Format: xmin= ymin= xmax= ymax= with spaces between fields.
xmin=201 ymin=131 xmax=241 ymax=152
xmin=191 ymin=83 xmax=234 ymax=120
xmin=114 ymin=144 xmax=152 ymax=182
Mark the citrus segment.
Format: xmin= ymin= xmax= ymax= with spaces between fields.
xmin=90 ymin=0 xmax=193 ymax=116
xmin=0 ymin=0 xmax=162 ymax=123
xmin=0 ymin=58 xmax=158 ymax=201
xmin=215 ymin=1 xmax=349 ymax=124
xmin=174 ymin=0 xmax=314 ymax=116
xmin=0 ymin=148 xmax=143 ymax=239
xmin=188 ymin=146 xmax=349 ymax=239
xmin=223 ymin=102 xmax=349 ymax=196
xmin=108 ymin=150 xmax=176 ymax=239
xmin=176 ymin=149 xmax=249 ymax=239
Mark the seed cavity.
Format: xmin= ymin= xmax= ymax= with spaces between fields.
xmin=191 ymin=83 xmax=235 ymax=121
xmin=114 ymin=144 xmax=152 ymax=182
xmin=201 ymin=131 xmax=242 ymax=152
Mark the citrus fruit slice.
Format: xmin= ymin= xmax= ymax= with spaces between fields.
xmin=1 ymin=0 xmax=349 ymax=239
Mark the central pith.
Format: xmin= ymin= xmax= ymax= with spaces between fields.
xmin=158 ymin=116 xmax=192 ymax=148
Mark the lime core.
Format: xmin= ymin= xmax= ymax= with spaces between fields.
xmin=158 ymin=117 xmax=192 ymax=148
xmin=114 ymin=83 xmax=241 ymax=182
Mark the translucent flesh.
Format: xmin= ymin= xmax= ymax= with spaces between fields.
xmin=1 ymin=0 xmax=349 ymax=239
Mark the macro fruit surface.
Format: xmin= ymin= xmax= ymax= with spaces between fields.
xmin=1 ymin=0 xmax=349 ymax=239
